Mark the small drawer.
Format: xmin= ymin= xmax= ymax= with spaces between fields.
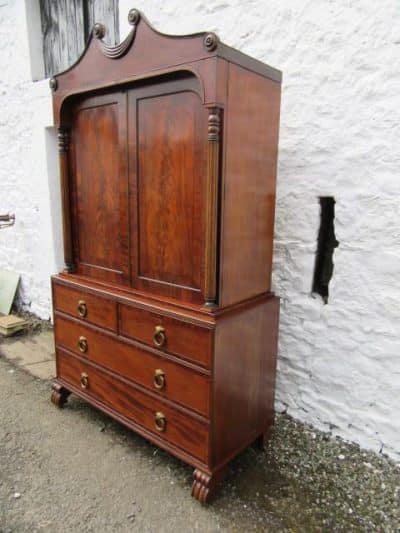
xmin=57 ymin=350 xmax=209 ymax=462
xmin=53 ymin=282 xmax=117 ymax=332
xmin=120 ymin=305 xmax=213 ymax=368
xmin=54 ymin=315 xmax=210 ymax=416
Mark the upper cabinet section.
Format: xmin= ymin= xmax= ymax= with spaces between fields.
xmin=50 ymin=8 xmax=281 ymax=126
xmin=53 ymin=9 xmax=282 ymax=311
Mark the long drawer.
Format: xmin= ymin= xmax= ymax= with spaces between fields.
xmin=57 ymin=349 xmax=209 ymax=462
xmin=53 ymin=282 xmax=117 ymax=332
xmin=54 ymin=315 xmax=210 ymax=416
xmin=119 ymin=304 xmax=213 ymax=368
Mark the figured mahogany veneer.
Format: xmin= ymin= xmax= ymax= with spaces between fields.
xmin=54 ymin=314 xmax=210 ymax=416
xmin=119 ymin=304 xmax=212 ymax=368
xmin=69 ymin=92 xmax=130 ymax=286
xmin=53 ymin=282 xmax=117 ymax=331
xmin=50 ymin=9 xmax=281 ymax=504
xmin=57 ymin=349 xmax=209 ymax=462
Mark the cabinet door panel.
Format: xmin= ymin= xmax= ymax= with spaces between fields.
xmin=70 ymin=93 xmax=129 ymax=284
xmin=129 ymin=84 xmax=207 ymax=303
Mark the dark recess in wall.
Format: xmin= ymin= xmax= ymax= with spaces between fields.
xmin=312 ymin=197 xmax=339 ymax=304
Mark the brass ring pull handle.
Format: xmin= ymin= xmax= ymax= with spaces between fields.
xmin=155 ymin=411 xmax=166 ymax=432
xmin=153 ymin=325 xmax=166 ymax=348
xmin=77 ymin=300 xmax=87 ymax=318
xmin=78 ymin=336 xmax=88 ymax=353
xmin=80 ymin=372 xmax=89 ymax=389
xmin=153 ymin=369 xmax=165 ymax=390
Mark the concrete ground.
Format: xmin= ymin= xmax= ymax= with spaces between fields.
xmin=0 ymin=330 xmax=55 ymax=380
xmin=0 ymin=329 xmax=399 ymax=532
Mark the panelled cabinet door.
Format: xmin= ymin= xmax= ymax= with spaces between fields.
xmin=128 ymin=78 xmax=208 ymax=304
xmin=69 ymin=92 xmax=129 ymax=285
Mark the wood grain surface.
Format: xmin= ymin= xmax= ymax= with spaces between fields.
xmin=70 ymin=92 xmax=129 ymax=285
xmin=54 ymin=314 xmax=210 ymax=416
xmin=57 ymin=349 xmax=209 ymax=462
xmin=119 ymin=303 xmax=213 ymax=368
xmin=53 ymin=282 xmax=117 ymax=331
xmin=220 ymin=64 xmax=281 ymax=306
xmin=128 ymin=79 xmax=207 ymax=303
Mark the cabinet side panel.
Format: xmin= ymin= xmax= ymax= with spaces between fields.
xmin=212 ymin=297 xmax=279 ymax=466
xmin=220 ymin=64 xmax=281 ymax=306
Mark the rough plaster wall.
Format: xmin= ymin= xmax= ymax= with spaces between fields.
xmin=0 ymin=0 xmax=63 ymax=319
xmin=0 ymin=0 xmax=398 ymax=461
xmin=120 ymin=0 xmax=400 ymax=461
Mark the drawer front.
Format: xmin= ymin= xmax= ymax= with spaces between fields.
xmin=120 ymin=304 xmax=213 ymax=368
xmin=54 ymin=315 xmax=210 ymax=416
xmin=57 ymin=350 xmax=208 ymax=462
xmin=53 ymin=282 xmax=117 ymax=332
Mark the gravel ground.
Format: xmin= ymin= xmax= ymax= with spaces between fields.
xmin=0 ymin=347 xmax=399 ymax=532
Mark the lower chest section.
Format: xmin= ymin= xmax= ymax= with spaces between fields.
xmin=51 ymin=277 xmax=279 ymax=476
xmin=52 ymin=278 xmax=213 ymax=466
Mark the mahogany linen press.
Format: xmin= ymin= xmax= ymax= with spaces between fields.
xmin=50 ymin=9 xmax=282 ymax=503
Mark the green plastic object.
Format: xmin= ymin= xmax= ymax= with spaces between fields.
xmin=0 ymin=270 xmax=20 ymax=315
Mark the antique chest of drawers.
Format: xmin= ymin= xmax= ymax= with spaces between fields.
xmin=49 ymin=9 xmax=281 ymax=503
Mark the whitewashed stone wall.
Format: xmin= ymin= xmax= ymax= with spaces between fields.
xmin=1 ymin=0 xmax=399 ymax=461
xmin=0 ymin=0 xmax=63 ymax=318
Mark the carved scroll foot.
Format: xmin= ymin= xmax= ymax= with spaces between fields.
xmin=191 ymin=467 xmax=226 ymax=504
xmin=51 ymin=382 xmax=71 ymax=408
